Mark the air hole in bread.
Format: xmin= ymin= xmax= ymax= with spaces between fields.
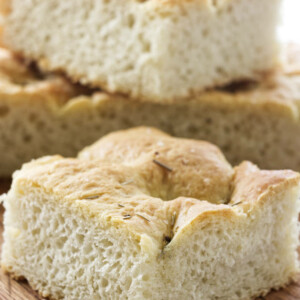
xmin=127 ymin=14 xmax=135 ymax=28
xmin=23 ymin=134 xmax=32 ymax=143
xmin=0 ymin=105 xmax=9 ymax=117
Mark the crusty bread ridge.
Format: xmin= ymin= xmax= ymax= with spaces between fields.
xmin=1 ymin=0 xmax=283 ymax=101
xmin=2 ymin=127 xmax=300 ymax=299
xmin=0 ymin=46 xmax=300 ymax=177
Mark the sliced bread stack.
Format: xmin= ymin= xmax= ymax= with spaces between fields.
xmin=0 ymin=0 xmax=299 ymax=176
xmin=1 ymin=1 xmax=300 ymax=300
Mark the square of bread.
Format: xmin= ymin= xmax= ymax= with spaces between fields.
xmin=2 ymin=127 xmax=300 ymax=299
xmin=1 ymin=0 xmax=283 ymax=101
xmin=0 ymin=45 xmax=300 ymax=177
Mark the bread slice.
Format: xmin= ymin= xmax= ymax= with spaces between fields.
xmin=0 ymin=0 xmax=283 ymax=101
xmin=0 ymin=46 xmax=300 ymax=177
xmin=2 ymin=127 xmax=300 ymax=299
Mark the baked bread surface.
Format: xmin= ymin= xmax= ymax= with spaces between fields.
xmin=2 ymin=127 xmax=300 ymax=299
xmin=1 ymin=0 xmax=282 ymax=101
xmin=0 ymin=46 xmax=300 ymax=176
xmin=0 ymin=45 xmax=300 ymax=177
xmin=0 ymin=46 xmax=300 ymax=177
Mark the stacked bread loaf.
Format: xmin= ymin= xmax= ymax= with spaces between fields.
xmin=1 ymin=0 xmax=300 ymax=299
xmin=0 ymin=45 xmax=299 ymax=177
xmin=0 ymin=0 xmax=283 ymax=101
xmin=0 ymin=0 xmax=299 ymax=176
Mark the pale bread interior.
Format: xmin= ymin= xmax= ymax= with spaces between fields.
xmin=1 ymin=0 xmax=282 ymax=101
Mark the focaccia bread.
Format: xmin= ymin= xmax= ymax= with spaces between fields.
xmin=2 ymin=127 xmax=300 ymax=299
xmin=0 ymin=46 xmax=300 ymax=177
xmin=0 ymin=0 xmax=282 ymax=101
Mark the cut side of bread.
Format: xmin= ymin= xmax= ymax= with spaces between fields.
xmin=0 ymin=46 xmax=300 ymax=177
xmin=2 ymin=127 xmax=300 ymax=299
xmin=1 ymin=0 xmax=283 ymax=101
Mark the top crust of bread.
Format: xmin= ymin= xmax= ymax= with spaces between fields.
xmin=14 ymin=127 xmax=300 ymax=256
xmin=1 ymin=0 xmax=283 ymax=101
xmin=0 ymin=47 xmax=87 ymax=104
xmin=0 ymin=45 xmax=299 ymax=114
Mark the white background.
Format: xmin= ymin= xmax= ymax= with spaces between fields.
xmin=281 ymin=0 xmax=300 ymax=43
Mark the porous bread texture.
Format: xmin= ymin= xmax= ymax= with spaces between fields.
xmin=2 ymin=127 xmax=300 ymax=300
xmin=1 ymin=46 xmax=300 ymax=177
xmin=1 ymin=0 xmax=283 ymax=101
xmin=0 ymin=47 xmax=88 ymax=176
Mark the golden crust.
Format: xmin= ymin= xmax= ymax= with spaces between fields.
xmin=0 ymin=45 xmax=300 ymax=177
xmin=0 ymin=0 xmax=11 ymax=16
xmin=78 ymin=126 xmax=234 ymax=204
xmin=13 ymin=127 xmax=300 ymax=255
xmin=0 ymin=46 xmax=299 ymax=119
xmin=232 ymin=161 xmax=300 ymax=207
xmin=17 ymin=50 xmax=285 ymax=105
xmin=0 ymin=47 xmax=88 ymax=106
